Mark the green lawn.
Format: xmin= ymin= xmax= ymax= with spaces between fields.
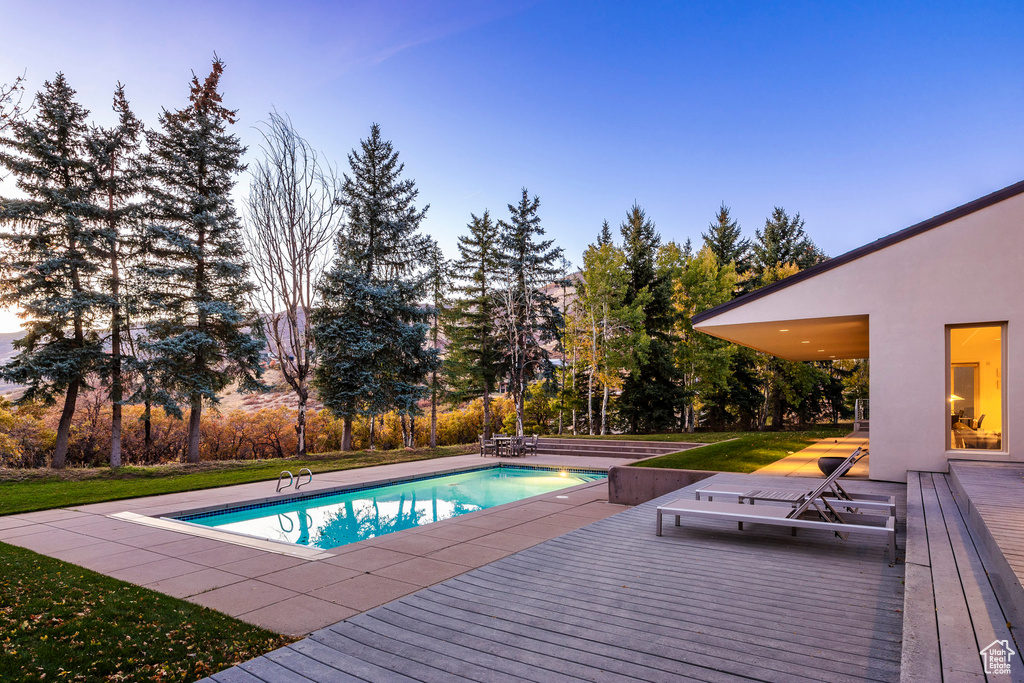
xmin=631 ymin=425 xmax=852 ymax=472
xmin=0 ymin=542 xmax=292 ymax=683
xmin=0 ymin=445 xmax=474 ymax=516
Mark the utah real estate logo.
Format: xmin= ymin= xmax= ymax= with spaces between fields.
xmin=980 ymin=639 xmax=1015 ymax=676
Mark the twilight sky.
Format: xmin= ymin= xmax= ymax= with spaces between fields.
xmin=0 ymin=0 xmax=1022 ymax=332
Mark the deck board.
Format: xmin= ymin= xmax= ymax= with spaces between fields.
xmin=202 ymin=472 xmax=906 ymax=683
xmin=901 ymin=467 xmax=1024 ymax=682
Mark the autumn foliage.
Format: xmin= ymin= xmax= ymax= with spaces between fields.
xmin=0 ymin=393 xmax=517 ymax=468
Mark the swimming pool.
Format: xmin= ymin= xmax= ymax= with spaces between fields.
xmin=174 ymin=465 xmax=606 ymax=550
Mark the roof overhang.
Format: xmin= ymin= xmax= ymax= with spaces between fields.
xmin=695 ymin=314 xmax=869 ymax=361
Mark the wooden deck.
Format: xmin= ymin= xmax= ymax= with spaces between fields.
xmin=902 ymin=469 xmax=1024 ymax=682
xmin=204 ymin=473 xmax=906 ymax=683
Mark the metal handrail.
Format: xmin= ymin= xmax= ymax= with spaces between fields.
xmin=276 ymin=470 xmax=294 ymax=492
xmin=296 ymin=468 xmax=313 ymax=490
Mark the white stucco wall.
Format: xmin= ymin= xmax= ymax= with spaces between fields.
xmin=697 ymin=194 xmax=1024 ymax=482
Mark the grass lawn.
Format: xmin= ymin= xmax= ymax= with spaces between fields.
xmin=0 ymin=542 xmax=292 ymax=683
xmin=631 ymin=425 xmax=853 ymax=472
xmin=0 ymin=444 xmax=475 ymax=516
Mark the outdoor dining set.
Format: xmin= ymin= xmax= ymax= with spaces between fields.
xmin=479 ymin=434 xmax=540 ymax=458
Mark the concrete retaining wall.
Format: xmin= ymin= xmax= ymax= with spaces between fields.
xmin=608 ymin=465 xmax=718 ymax=505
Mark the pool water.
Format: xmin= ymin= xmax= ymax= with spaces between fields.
xmin=176 ymin=466 xmax=606 ymax=550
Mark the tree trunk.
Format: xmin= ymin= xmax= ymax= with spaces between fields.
xmin=482 ymin=384 xmax=492 ymax=439
xmin=296 ymin=394 xmax=307 ymax=457
xmin=430 ymin=369 xmax=438 ymax=448
xmin=409 ymin=415 xmax=416 ymax=448
xmin=52 ymin=379 xmax=80 ymax=469
xmin=515 ymin=364 xmax=525 ymax=437
xmin=110 ymin=282 xmax=122 ymax=467
xmin=111 ymin=401 xmax=122 ymax=468
xmin=143 ymin=400 xmax=153 ymax=455
xmin=108 ymin=179 xmax=122 ymax=468
xmin=369 ymin=414 xmax=375 ymax=451
xmin=341 ymin=415 xmax=353 ymax=451
xmin=601 ymin=384 xmax=609 ymax=435
xmin=186 ymin=397 xmax=202 ymax=463
xmin=587 ymin=369 xmax=594 ymax=435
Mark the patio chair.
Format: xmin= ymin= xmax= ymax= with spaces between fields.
xmin=479 ymin=435 xmax=496 ymax=457
xmin=527 ymin=434 xmax=539 ymax=456
xmin=657 ymin=469 xmax=897 ymax=560
xmin=693 ymin=448 xmax=894 ymax=515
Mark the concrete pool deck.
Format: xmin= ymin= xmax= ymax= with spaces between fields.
xmin=0 ymin=453 xmax=630 ymax=636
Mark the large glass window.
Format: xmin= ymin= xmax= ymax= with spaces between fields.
xmin=948 ymin=324 xmax=1004 ymax=451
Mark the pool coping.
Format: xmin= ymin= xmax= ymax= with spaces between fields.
xmin=170 ymin=461 xmax=607 ymax=521
xmin=106 ymin=462 xmax=608 ymax=560
xmin=0 ymin=453 xmax=632 ymax=636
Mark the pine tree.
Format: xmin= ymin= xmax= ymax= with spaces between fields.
xmin=339 ymin=123 xmax=431 ymax=279
xmin=313 ymin=124 xmax=436 ymax=449
xmin=444 ymin=211 xmax=503 ymax=439
xmin=139 ymin=59 xmax=264 ymax=463
xmin=750 ymin=207 xmax=825 ymax=287
xmin=701 ymin=203 xmax=749 ymax=272
xmin=596 ymin=219 xmax=614 ymax=247
xmin=748 ymin=207 xmax=828 ymax=429
xmin=424 ymin=242 xmax=449 ymax=448
xmin=617 ymin=204 xmax=679 ymax=432
xmin=496 ymin=189 xmax=563 ymax=435
xmin=0 ymin=74 xmax=104 ymax=468
xmin=88 ymin=85 xmax=144 ymax=467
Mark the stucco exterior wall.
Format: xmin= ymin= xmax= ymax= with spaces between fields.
xmin=696 ymin=194 xmax=1024 ymax=482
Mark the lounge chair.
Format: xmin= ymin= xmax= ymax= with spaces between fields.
xmin=694 ymin=448 xmax=894 ymax=515
xmin=656 ymin=463 xmax=897 ymax=560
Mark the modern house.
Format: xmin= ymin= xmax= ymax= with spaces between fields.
xmin=692 ymin=180 xmax=1024 ymax=482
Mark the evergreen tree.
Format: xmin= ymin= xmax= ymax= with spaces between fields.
xmin=88 ymin=85 xmax=144 ymax=467
xmin=424 ymin=242 xmax=449 ymax=448
xmin=0 ymin=74 xmax=104 ymax=468
xmin=496 ymin=189 xmax=563 ymax=435
xmin=445 ymin=211 xmax=503 ymax=439
xmin=313 ymin=124 xmax=436 ymax=449
xmin=701 ymin=203 xmax=749 ymax=273
xmin=139 ymin=59 xmax=264 ymax=463
xmin=747 ymin=207 xmax=828 ymax=429
xmin=596 ymin=219 xmax=614 ymax=247
xmin=339 ymin=123 xmax=431 ymax=279
xmin=750 ymin=207 xmax=825 ymax=287
xmin=616 ymin=204 xmax=678 ymax=432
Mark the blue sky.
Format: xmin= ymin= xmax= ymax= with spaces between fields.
xmin=1 ymin=1 xmax=1022 ymax=331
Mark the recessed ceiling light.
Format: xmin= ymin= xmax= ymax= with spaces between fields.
xmin=829 ymin=355 xmax=836 ymax=358
xmin=801 ymin=340 xmax=810 ymax=344
xmin=779 ymin=329 xmax=789 ymax=332
xmin=818 ymin=349 xmax=825 ymax=352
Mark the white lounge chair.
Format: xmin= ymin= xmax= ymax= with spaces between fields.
xmin=656 ymin=463 xmax=897 ymax=560
xmin=694 ymin=448 xmax=894 ymax=515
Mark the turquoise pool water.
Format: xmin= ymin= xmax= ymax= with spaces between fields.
xmin=176 ymin=465 xmax=606 ymax=550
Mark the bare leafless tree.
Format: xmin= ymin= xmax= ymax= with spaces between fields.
xmin=245 ymin=111 xmax=343 ymax=456
xmin=0 ymin=73 xmax=27 ymax=132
